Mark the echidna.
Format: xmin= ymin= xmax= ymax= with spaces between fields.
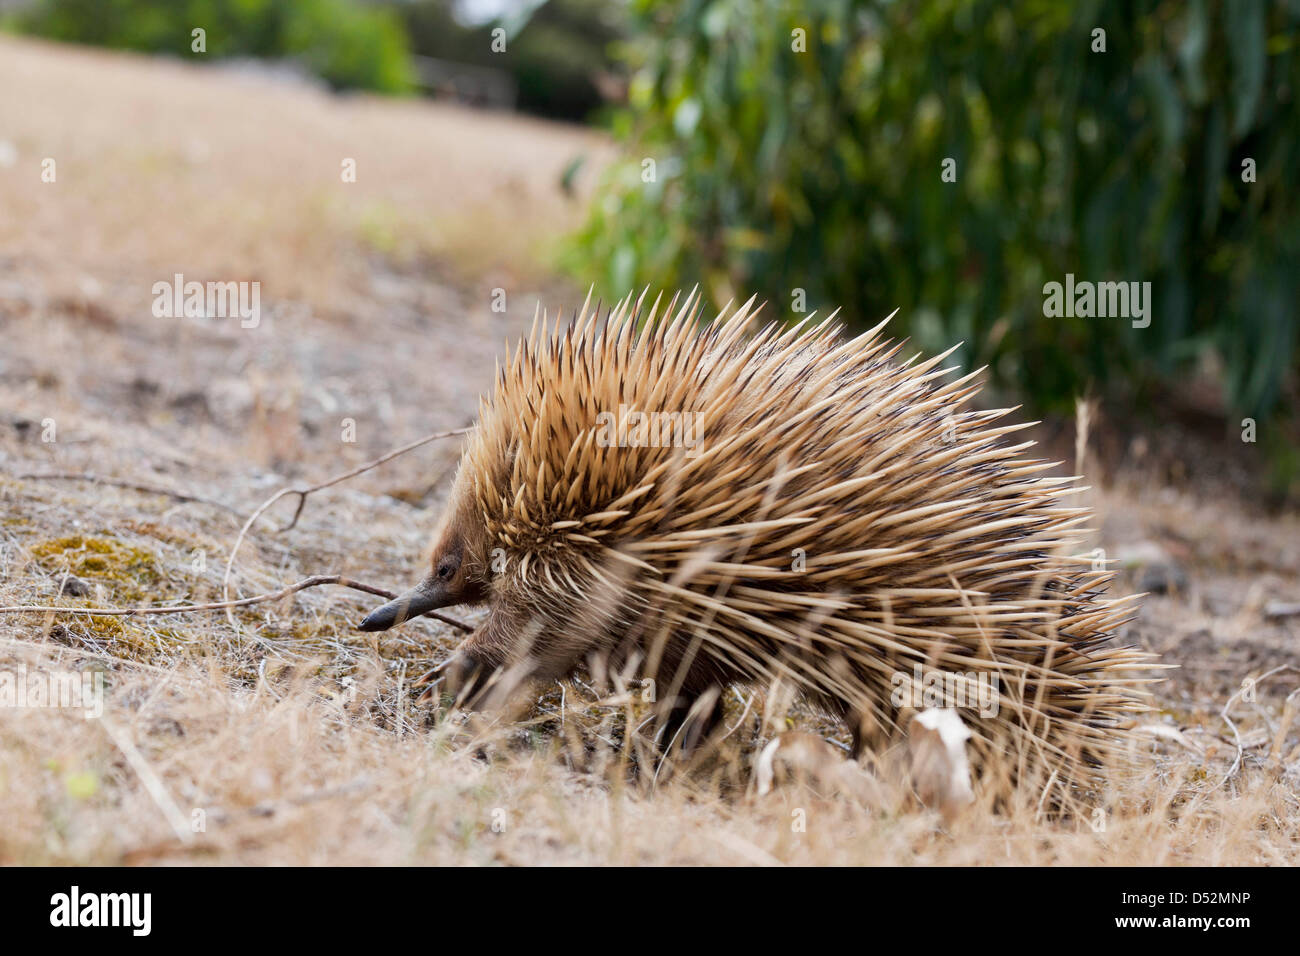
xmin=360 ymin=290 xmax=1154 ymax=794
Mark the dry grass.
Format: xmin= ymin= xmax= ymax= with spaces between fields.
xmin=1 ymin=605 xmax=1297 ymax=865
xmin=1 ymin=36 xmax=1298 ymax=865
xmin=0 ymin=34 xmax=607 ymax=314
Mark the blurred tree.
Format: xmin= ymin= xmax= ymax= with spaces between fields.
xmin=14 ymin=0 xmax=414 ymax=92
xmin=567 ymin=0 xmax=1299 ymax=445
xmin=399 ymin=0 xmax=627 ymax=120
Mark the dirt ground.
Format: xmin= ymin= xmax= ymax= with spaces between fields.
xmin=1 ymin=36 xmax=1297 ymax=865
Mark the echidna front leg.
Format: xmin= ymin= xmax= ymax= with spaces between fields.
xmin=438 ymin=601 xmax=531 ymax=708
xmin=655 ymin=686 xmax=724 ymax=755
xmin=846 ymin=703 xmax=896 ymax=763
xmin=849 ymin=713 xmax=869 ymax=761
xmin=441 ymin=599 xmax=603 ymax=707
xmin=439 ymin=646 xmax=501 ymax=708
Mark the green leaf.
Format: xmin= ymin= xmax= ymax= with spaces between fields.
xmin=1225 ymin=0 xmax=1267 ymax=138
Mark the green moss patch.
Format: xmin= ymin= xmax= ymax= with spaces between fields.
xmin=29 ymin=534 xmax=164 ymax=604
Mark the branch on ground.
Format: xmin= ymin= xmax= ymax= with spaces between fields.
xmin=0 ymin=574 xmax=474 ymax=632
xmin=16 ymin=471 xmax=238 ymax=513
xmin=221 ymin=425 xmax=474 ymax=630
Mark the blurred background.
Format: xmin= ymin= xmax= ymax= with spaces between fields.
xmin=1 ymin=0 xmax=1297 ymax=497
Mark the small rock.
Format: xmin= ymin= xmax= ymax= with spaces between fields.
xmin=909 ymin=708 xmax=976 ymax=824
xmin=149 ymin=717 xmax=186 ymax=738
xmin=1264 ymin=601 xmax=1300 ymax=621
xmin=206 ymin=377 xmax=256 ymax=428
xmin=754 ymin=731 xmax=884 ymax=806
xmin=1136 ymin=561 xmax=1188 ymax=595
xmin=57 ymin=575 xmax=92 ymax=597
xmin=76 ymin=274 xmax=103 ymax=299
xmin=1115 ymin=541 xmax=1188 ymax=595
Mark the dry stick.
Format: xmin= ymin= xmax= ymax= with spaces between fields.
xmin=124 ymin=778 xmax=377 ymax=860
xmin=99 ymin=715 xmax=194 ymax=845
xmin=1216 ymin=664 xmax=1299 ymax=791
xmin=209 ymin=777 xmax=373 ymax=825
xmin=0 ymin=574 xmax=472 ymax=631
xmin=15 ymin=471 xmax=238 ymax=513
xmin=220 ymin=426 xmax=474 ymax=632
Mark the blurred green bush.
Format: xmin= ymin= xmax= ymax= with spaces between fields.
xmin=14 ymin=0 xmax=414 ymax=93
xmin=566 ymin=0 xmax=1299 ymax=436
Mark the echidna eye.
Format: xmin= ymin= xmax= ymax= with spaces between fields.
xmin=437 ymin=563 xmax=454 ymax=580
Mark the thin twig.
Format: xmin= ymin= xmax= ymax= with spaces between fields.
xmin=221 ymin=426 xmax=473 ymax=629
xmin=15 ymin=471 xmax=238 ymax=513
xmin=100 ymin=715 xmax=194 ymax=844
xmin=210 ymin=777 xmax=373 ymax=824
xmin=1216 ymin=665 xmax=1299 ymax=790
xmin=0 ymin=574 xmax=473 ymax=631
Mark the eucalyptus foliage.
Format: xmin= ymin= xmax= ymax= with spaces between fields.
xmin=568 ymin=0 xmax=1299 ymax=429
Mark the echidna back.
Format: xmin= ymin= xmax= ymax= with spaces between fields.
xmin=459 ymin=291 xmax=1152 ymax=794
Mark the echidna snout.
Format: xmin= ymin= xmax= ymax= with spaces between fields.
xmin=358 ymin=497 xmax=490 ymax=631
xmin=357 ymin=575 xmax=448 ymax=632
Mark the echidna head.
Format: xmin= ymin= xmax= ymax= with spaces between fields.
xmin=356 ymin=474 xmax=490 ymax=632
